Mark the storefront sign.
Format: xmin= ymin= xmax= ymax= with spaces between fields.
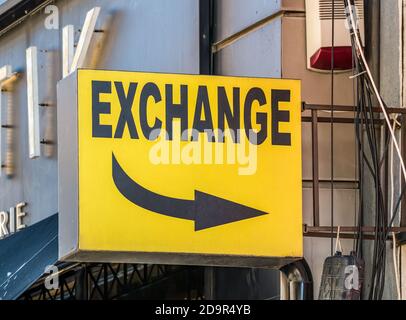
xmin=58 ymin=70 xmax=303 ymax=267
xmin=0 ymin=203 xmax=27 ymax=239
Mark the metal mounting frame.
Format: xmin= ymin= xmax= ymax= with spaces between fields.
xmin=302 ymin=102 xmax=406 ymax=240
xmin=19 ymin=263 xmax=205 ymax=300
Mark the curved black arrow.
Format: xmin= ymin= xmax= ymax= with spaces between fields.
xmin=112 ymin=153 xmax=268 ymax=231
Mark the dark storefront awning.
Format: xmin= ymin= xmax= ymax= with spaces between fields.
xmin=0 ymin=214 xmax=58 ymax=300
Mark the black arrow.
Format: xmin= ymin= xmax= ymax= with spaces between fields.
xmin=112 ymin=153 xmax=268 ymax=231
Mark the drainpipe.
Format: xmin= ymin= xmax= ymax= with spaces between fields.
xmin=280 ymin=259 xmax=313 ymax=300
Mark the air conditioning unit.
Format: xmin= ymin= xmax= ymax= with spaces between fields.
xmin=305 ymin=0 xmax=365 ymax=72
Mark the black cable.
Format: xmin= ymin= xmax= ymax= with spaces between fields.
xmin=352 ymin=33 xmax=361 ymax=254
xmin=360 ymin=75 xmax=382 ymax=300
xmin=366 ymin=81 xmax=386 ymax=300
xmin=341 ymin=0 xmax=404 ymax=299
xmin=355 ymin=64 xmax=388 ymax=300
xmin=354 ymin=10 xmax=388 ymax=300
xmin=364 ymin=66 xmax=391 ymax=300
xmin=345 ymin=0 xmax=401 ymax=299
xmin=353 ymin=34 xmax=366 ymax=258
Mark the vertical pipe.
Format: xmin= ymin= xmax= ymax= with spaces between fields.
xmin=365 ymin=0 xmax=380 ymax=83
xmin=204 ymin=267 xmax=215 ymax=299
xmin=199 ymin=0 xmax=213 ymax=75
xmin=280 ymin=273 xmax=289 ymax=300
xmin=312 ymin=109 xmax=320 ymax=226
xmin=280 ymin=259 xmax=314 ymax=300
xmin=200 ymin=0 xmax=216 ymax=300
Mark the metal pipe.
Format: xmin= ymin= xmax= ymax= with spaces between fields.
xmin=304 ymin=232 xmax=376 ymax=240
xmin=304 ymin=225 xmax=406 ymax=241
xmin=311 ymin=110 xmax=320 ymax=226
xmin=304 ymin=225 xmax=406 ymax=233
xmin=212 ymin=10 xmax=284 ymax=53
xmin=303 ymin=103 xmax=406 ymax=114
xmin=302 ymin=116 xmax=388 ymax=125
xmin=280 ymin=259 xmax=313 ymax=300
xmin=199 ymin=0 xmax=213 ymax=75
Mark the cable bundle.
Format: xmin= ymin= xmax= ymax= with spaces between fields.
xmin=344 ymin=0 xmax=404 ymax=300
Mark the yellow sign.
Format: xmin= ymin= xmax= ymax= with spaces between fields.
xmin=71 ymin=70 xmax=302 ymax=263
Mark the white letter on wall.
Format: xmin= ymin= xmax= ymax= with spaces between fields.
xmin=16 ymin=202 xmax=27 ymax=231
xmin=0 ymin=211 xmax=9 ymax=238
xmin=26 ymin=47 xmax=41 ymax=159
xmin=62 ymin=25 xmax=75 ymax=78
xmin=70 ymin=7 xmax=101 ymax=74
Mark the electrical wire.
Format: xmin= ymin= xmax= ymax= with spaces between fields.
xmin=345 ymin=0 xmax=406 ymax=184
xmin=344 ymin=0 xmax=406 ymax=299
xmin=345 ymin=1 xmax=383 ymax=299
xmin=353 ymin=34 xmax=364 ymax=257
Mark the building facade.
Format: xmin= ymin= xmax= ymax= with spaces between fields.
xmin=0 ymin=0 xmax=404 ymax=300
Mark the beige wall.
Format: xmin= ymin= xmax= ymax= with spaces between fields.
xmin=282 ymin=15 xmax=359 ymax=297
xmin=282 ymin=0 xmax=305 ymax=11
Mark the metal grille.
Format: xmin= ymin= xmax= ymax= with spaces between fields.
xmin=18 ymin=263 xmax=205 ymax=300
xmin=319 ymin=0 xmax=364 ymax=20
